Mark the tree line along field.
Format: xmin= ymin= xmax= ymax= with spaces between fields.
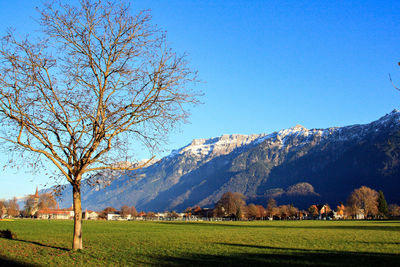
xmin=0 ymin=220 xmax=399 ymax=266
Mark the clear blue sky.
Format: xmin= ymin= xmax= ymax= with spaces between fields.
xmin=1 ymin=0 xmax=400 ymax=199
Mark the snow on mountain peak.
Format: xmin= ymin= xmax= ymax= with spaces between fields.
xmin=293 ymin=124 xmax=307 ymax=130
xmin=371 ymin=109 xmax=400 ymax=128
xmin=171 ymin=134 xmax=267 ymax=157
xmin=166 ymin=110 xmax=400 ymax=159
xmin=275 ymin=124 xmax=310 ymax=142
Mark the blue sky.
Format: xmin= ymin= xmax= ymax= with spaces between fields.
xmin=1 ymin=0 xmax=400 ymax=199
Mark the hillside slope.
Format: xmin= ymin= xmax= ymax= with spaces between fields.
xmin=52 ymin=110 xmax=400 ymax=211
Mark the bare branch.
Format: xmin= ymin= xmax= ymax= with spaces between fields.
xmin=0 ymin=0 xmax=200 ymax=250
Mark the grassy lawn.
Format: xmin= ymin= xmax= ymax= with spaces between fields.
xmin=0 ymin=219 xmax=399 ymax=266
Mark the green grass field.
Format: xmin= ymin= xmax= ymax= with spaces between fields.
xmin=0 ymin=220 xmax=399 ymax=266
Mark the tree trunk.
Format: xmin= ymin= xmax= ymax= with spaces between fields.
xmin=72 ymin=182 xmax=83 ymax=250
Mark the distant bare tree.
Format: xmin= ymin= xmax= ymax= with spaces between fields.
xmin=256 ymin=205 xmax=266 ymax=220
xmin=120 ymin=205 xmax=137 ymax=218
xmin=0 ymin=200 xmax=5 ymax=217
xmin=308 ymin=205 xmax=318 ymax=218
xmin=347 ymin=186 xmax=378 ymax=218
xmin=212 ymin=205 xmax=224 ymax=218
xmin=168 ymin=211 xmax=179 ymax=219
xmin=120 ymin=205 xmax=130 ymax=218
xmin=129 ymin=206 xmax=138 ymax=217
xmin=266 ymin=198 xmax=277 ymax=218
xmin=6 ymin=197 xmax=20 ymax=217
xmin=0 ymin=0 xmax=198 ymax=250
xmin=388 ymin=204 xmax=400 ymax=217
xmin=246 ymin=203 xmax=259 ymax=220
xmin=288 ymin=204 xmax=299 ymax=218
xmin=278 ymin=205 xmax=290 ymax=219
xmin=38 ymin=193 xmax=57 ymax=210
xmin=23 ymin=195 xmax=36 ymax=217
xmin=144 ymin=211 xmax=156 ymax=219
xmin=246 ymin=204 xmax=265 ymax=220
xmin=214 ymin=192 xmax=246 ymax=219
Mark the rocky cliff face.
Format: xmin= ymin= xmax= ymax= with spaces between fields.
xmin=53 ymin=110 xmax=400 ymax=211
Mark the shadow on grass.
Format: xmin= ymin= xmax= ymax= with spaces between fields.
xmin=150 ymin=243 xmax=400 ymax=266
xmin=14 ymin=238 xmax=69 ymax=251
xmin=0 ymin=233 xmax=69 ymax=251
xmin=158 ymin=221 xmax=400 ymax=232
xmin=0 ymin=255 xmax=34 ymax=266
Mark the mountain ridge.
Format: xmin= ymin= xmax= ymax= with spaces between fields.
xmin=48 ymin=110 xmax=400 ymax=211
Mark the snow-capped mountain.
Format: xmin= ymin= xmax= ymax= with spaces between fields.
xmin=53 ymin=110 xmax=400 ymax=211
xmin=169 ymin=133 xmax=267 ymax=158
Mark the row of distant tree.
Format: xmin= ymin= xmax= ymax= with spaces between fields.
xmin=1 ymin=185 xmax=400 ymax=220
xmin=210 ymin=186 xmax=399 ymax=220
xmin=95 ymin=186 xmax=400 ymax=221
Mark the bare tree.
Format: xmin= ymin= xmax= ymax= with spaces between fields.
xmin=214 ymin=192 xmax=246 ymax=219
xmin=120 ymin=205 xmax=136 ymax=218
xmin=288 ymin=204 xmax=299 ymax=218
xmin=0 ymin=200 xmax=5 ymax=218
xmin=247 ymin=203 xmax=260 ymax=220
xmin=278 ymin=205 xmax=290 ymax=220
xmin=120 ymin=205 xmax=130 ymax=218
xmin=38 ymin=193 xmax=57 ymax=210
xmin=347 ymin=186 xmax=378 ymax=218
xmin=266 ymin=198 xmax=277 ymax=218
xmin=5 ymin=197 xmax=20 ymax=218
xmin=388 ymin=204 xmax=400 ymax=217
xmin=168 ymin=211 xmax=179 ymax=219
xmin=0 ymin=0 xmax=198 ymax=250
xmin=144 ymin=211 xmax=156 ymax=220
xmin=129 ymin=206 xmax=138 ymax=218
xmin=308 ymin=205 xmax=318 ymax=218
xmin=257 ymin=205 xmax=266 ymax=220
xmin=23 ymin=194 xmax=37 ymax=217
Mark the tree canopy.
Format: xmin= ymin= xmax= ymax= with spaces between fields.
xmin=214 ymin=192 xmax=246 ymax=218
xmin=347 ymin=186 xmax=378 ymax=218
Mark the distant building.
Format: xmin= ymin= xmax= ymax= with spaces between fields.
xmin=30 ymin=187 xmax=40 ymax=216
xmin=333 ymin=204 xmax=346 ymax=220
xmin=355 ymin=209 xmax=365 ymax=220
xmin=83 ymin=209 xmax=98 ymax=220
xmin=107 ymin=213 xmax=131 ymax=220
xmin=309 ymin=204 xmax=331 ymax=219
xmin=30 ymin=187 xmax=75 ymax=219
xmin=316 ymin=204 xmax=329 ymax=215
xmin=36 ymin=206 xmax=74 ymax=220
xmin=136 ymin=211 xmax=146 ymax=220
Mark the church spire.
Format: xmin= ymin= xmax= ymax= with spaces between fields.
xmin=34 ymin=187 xmax=39 ymax=198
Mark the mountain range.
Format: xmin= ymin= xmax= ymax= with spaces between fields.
xmin=51 ymin=110 xmax=400 ymax=211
